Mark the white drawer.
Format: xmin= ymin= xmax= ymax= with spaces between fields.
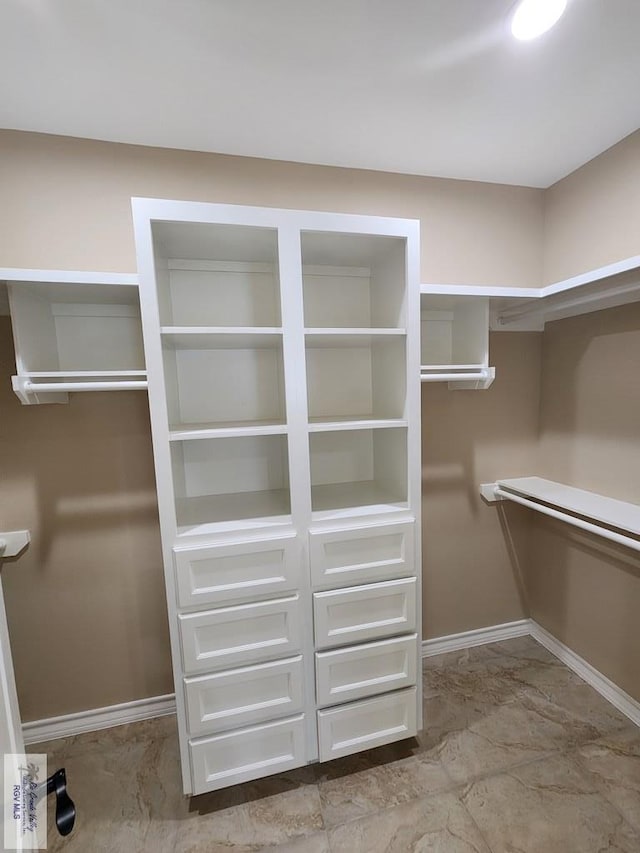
xmin=184 ymin=655 xmax=304 ymax=737
xmin=313 ymin=578 xmax=417 ymax=650
xmin=315 ymin=634 xmax=417 ymax=707
xmin=309 ymin=520 xmax=414 ymax=589
xmin=179 ymin=595 xmax=301 ymax=674
xmin=190 ymin=714 xmax=306 ymax=794
xmin=317 ymin=687 xmax=417 ymax=762
xmin=174 ymin=533 xmax=299 ymax=609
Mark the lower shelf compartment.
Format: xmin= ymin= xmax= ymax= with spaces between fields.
xmin=317 ymin=687 xmax=417 ymax=762
xmin=189 ymin=714 xmax=306 ymax=794
xmin=176 ymin=491 xmax=292 ymax=534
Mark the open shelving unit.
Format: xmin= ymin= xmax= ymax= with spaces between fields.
xmin=419 ymin=293 xmax=494 ymax=389
xmin=3 ymin=271 xmax=146 ymax=404
xmin=310 ymin=427 xmax=408 ymax=518
xmin=171 ymin=433 xmax=292 ymax=534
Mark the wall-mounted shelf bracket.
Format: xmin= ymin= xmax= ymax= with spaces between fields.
xmin=479 ymin=483 xmax=503 ymax=503
xmin=0 ymin=529 xmax=31 ymax=559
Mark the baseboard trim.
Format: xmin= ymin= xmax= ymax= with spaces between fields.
xmin=421 ymin=619 xmax=532 ymax=657
xmin=528 ymin=621 xmax=640 ymax=728
xmin=22 ymin=619 xmax=640 ymax=744
xmin=22 ymin=693 xmax=176 ymax=745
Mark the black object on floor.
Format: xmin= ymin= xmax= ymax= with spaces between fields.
xmin=46 ymin=768 xmax=76 ymax=836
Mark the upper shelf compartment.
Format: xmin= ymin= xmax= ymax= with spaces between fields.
xmin=152 ymin=222 xmax=281 ymax=328
xmin=420 ymin=294 xmax=494 ymax=389
xmin=5 ymin=272 xmax=146 ymax=404
xmin=301 ymin=232 xmax=406 ymax=329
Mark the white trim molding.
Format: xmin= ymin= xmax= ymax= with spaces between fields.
xmin=421 ymin=619 xmax=531 ymax=657
xmin=528 ymin=622 xmax=640 ymax=729
xmin=423 ymin=618 xmax=640 ymax=730
xmin=22 ymin=693 xmax=176 ymax=745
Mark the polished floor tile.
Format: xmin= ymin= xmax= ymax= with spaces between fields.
xmin=462 ymin=752 xmax=640 ymax=852
xmin=33 ymin=636 xmax=640 ymax=852
xmin=327 ymin=792 xmax=492 ymax=852
xmin=573 ymin=728 xmax=640 ymax=835
xmin=318 ymin=752 xmax=452 ymax=827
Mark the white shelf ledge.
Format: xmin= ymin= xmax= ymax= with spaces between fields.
xmin=305 ymin=329 xmax=406 ymax=348
xmin=308 ymin=417 xmax=407 ymax=432
xmin=422 ymin=254 xmax=640 ymax=332
xmin=161 ymin=327 xmax=283 ymax=349
xmin=169 ymin=421 xmax=287 ymax=441
xmin=0 ymin=268 xmax=138 ymax=286
xmin=481 ymin=476 xmax=640 ymax=552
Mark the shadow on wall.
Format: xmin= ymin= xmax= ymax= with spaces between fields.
xmin=0 ymin=316 xmax=172 ymax=720
xmin=525 ymin=515 xmax=640 ymax=702
xmin=420 ymin=331 xmax=542 ymax=638
xmin=528 ymin=301 xmax=640 ymax=703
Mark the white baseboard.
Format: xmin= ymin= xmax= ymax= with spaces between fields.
xmin=421 ymin=619 xmax=532 ymax=657
xmin=21 ymin=619 xmax=640 ymax=745
xmin=528 ymin=621 xmax=640 ymax=728
xmin=23 ymin=693 xmax=176 ymax=745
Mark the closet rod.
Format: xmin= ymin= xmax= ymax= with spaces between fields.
xmin=420 ymin=371 xmax=491 ymax=383
xmin=22 ymin=380 xmax=148 ymax=392
xmin=493 ymin=487 xmax=640 ymax=553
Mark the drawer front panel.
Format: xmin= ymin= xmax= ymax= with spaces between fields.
xmin=315 ymin=634 xmax=417 ymax=707
xmin=179 ymin=595 xmax=301 ymax=674
xmin=190 ymin=714 xmax=306 ymax=794
xmin=185 ymin=655 xmax=304 ymax=737
xmin=313 ymin=578 xmax=417 ymax=650
xmin=309 ymin=521 xmax=414 ymax=589
xmin=317 ymin=688 xmax=417 ymax=762
xmin=174 ymin=534 xmax=299 ymax=609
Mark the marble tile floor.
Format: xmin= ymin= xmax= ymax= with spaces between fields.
xmin=35 ymin=636 xmax=640 ymax=852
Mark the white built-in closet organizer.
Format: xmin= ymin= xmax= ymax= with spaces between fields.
xmin=130 ymin=200 xmax=424 ymax=795
xmin=3 ymin=219 xmax=640 ymax=795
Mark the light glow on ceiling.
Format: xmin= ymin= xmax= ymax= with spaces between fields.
xmin=511 ymin=0 xmax=568 ymax=40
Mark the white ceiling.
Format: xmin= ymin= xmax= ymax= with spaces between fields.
xmin=1 ymin=0 xmax=639 ymax=188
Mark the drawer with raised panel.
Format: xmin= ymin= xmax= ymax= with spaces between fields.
xmin=315 ymin=634 xmax=417 ymax=707
xmin=309 ymin=520 xmax=414 ymax=590
xmin=173 ymin=533 xmax=299 ymax=609
xmin=190 ymin=714 xmax=306 ymax=794
xmin=184 ymin=655 xmax=304 ymax=737
xmin=313 ymin=577 xmax=417 ymax=650
xmin=178 ymin=594 xmax=301 ymax=674
xmin=317 ymin=687 xmax=417 ymax=762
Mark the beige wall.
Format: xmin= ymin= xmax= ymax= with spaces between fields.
xmin=527 ymin=303 xmax=640 ymax=701
xmin=422 ymin=332 xmax=541 ymax=638
xmin=0 ymin=317 xmax=173 ymax=720
xmin=0 ymin=130 xmax=543 ymax=287
xmin=543 ymin=129 xmax=640 ymax=284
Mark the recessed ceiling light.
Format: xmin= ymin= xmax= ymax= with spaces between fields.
xmin=511 ymin=0 xmax=568 ymax=41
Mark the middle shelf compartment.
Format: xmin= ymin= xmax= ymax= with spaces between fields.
xmin=309 ymin=427 xmax=408 ymax=517
xmin=171 ymin=434 xmax=292 ymax=533
xmin=161 ymin=330 xmax=286 ymax=433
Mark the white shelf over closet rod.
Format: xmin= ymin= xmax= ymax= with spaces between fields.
xmin=1 ymin=268 xmax=147 ymax=403
xmin=481 ymin=477 xmax=640 ymax=553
